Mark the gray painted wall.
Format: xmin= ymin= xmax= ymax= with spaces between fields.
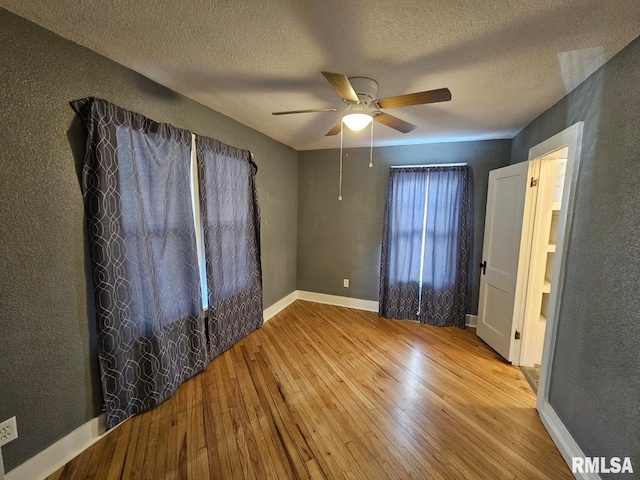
xmin=511 ymin=37 xmax=640 ymax=477
xmin=4 ymin=4 xmax=638 ymax=476
xmin=0 ymin=9 xmax=298 ymax=472
xmin=297 ymin=141 xmax=511 ymax=315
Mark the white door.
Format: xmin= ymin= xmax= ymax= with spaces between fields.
xmin=476 ymin=161 xmax=534 ymax=362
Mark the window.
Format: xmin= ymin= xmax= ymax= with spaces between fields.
xmin=189 ymin=133 xmax=208 ymax=309
xmin=379 ymin=165 xmax=471 ymax=326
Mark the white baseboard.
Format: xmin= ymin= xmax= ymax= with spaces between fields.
xmin=295 ymin=291 xmax=476 ymax=324
xmin=296 ymin=290 xmax=379 ymax=312
xmin=5 ymin=291 xmax=298 ymax=480
xmin=263 ymin=291 xmax=297 ymax=321
xmin=7 ymin=289 xmax=472 ymax=479
xmin=539 ymin=401 xmax=599 ymax=480
xmin=6 ymin=414 xmax=108 ymax=480
xmin=6 ymin=291 xmax=298 ymax=480
xmin=465 ymin=314 xmax=477 ymax=328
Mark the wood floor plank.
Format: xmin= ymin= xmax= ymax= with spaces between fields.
xmin=298 ymin=316 xmax=528 ymax=471
xmin=299 ymin=304 xmax=556 ymax=479
xmin=47 ymin=301 xmax=572 ymax=479
xmin=105 ymin=417 xmax=133 ymax=480
xmin=151 ymin=402 xmax=171 ymax=480
xmin=240 ymin=345 xmax=304 ymax=478
xmin=251 ymin=343 xmax=327 ymax=479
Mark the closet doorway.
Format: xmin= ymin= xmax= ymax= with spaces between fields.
xmin=476 ymin=123 xmax=583 ymax=405
xmin=520 ymin=148 xmax=567 ymax=392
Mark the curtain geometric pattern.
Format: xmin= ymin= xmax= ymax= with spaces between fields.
xmin=379 ymin=166 xmax=471 ymax=328
xmin=71 ymin=98 xmax=209 ymax=429
xmin=196 ymin=136 xmax=264 ymax=359
xmin=378 ymin=168 xmax=427 ymax=321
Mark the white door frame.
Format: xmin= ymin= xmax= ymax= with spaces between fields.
xmin=527 ymin=123 xmax=584 ymax=411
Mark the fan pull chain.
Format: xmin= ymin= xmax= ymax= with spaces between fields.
xmin=369 ymin=119 xmax=374 ymax=168
xmin=338 ymin=121 xmax=343 ymax=201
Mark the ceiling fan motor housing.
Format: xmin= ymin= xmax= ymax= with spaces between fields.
xmin=348 ymin=77 xmax=379 ymax=105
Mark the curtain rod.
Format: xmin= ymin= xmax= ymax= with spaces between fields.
xmin=390 ymin=163 xmax=467 ymax=168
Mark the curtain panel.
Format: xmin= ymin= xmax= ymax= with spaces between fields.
xmin=196 ymin=136 xmax=264 ymax=359
xmin=379 ymin=166 xmax=471 ymax=328
xmin=71 ymin=98 xmax=209 ymax=429
xmin=378 ymin=169 xmax=428 ymax=321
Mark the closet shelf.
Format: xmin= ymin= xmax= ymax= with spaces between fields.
xmin=547 ymin=244 xmax=556 ymax=253
xmin=552 ymin=202 xmax=562 ymax=211
xmin=542 ymin=280 xmax=551 ymax=293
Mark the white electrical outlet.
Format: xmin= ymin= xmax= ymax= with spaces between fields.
xmin=343 ymin=279 xmax=349 ymax=288
xmin=0 ymin=417 xmax=17 ymax=447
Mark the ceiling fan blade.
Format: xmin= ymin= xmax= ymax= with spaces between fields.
xmin=374 ymin=113 xmax=417 ymax=133
xmin=377 ymin=88 xmax=451 ymax=109
xmin=272 ymin=108 xmax=338 ymax=115
xmin=325 ymin=119 xmax=343 ymax=136
xmin=321 ymin=71 xmax=360 ymax=103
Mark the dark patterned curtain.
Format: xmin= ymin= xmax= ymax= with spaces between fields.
xmin=379 ymin=166 xmax=471 ymax=327
xmin=378 ymin=168 xmax=427 ymax=320
xmin=196 ymin=136 xmax=263 ymax=359
xmin=71 ymin=98 xmax=209 ymax=429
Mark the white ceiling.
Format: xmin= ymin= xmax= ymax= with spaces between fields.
xmin=3 ymin=0 xmax=640 ymax=150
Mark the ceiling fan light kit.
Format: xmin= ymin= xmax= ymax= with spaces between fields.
xmin=342 ymin=112 xmax=372 ymax=131
xmin=272 ymin=71 xmax=452 ymax=199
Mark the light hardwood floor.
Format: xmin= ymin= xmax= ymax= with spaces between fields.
xmin=48 ymin=301 xmax=572 ymax=479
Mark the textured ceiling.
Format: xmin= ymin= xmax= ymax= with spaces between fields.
xmin=3 ymin=0 xmax=640 ymax=150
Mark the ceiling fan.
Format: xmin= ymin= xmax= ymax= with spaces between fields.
xmin=272 ymin=71 xmax=451 ymax=136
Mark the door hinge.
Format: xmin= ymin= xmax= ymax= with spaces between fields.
xmin=530 ymin=177 xmax=538 ymax=187
xmin=515 ymin=331 xmax=521 ymax=340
